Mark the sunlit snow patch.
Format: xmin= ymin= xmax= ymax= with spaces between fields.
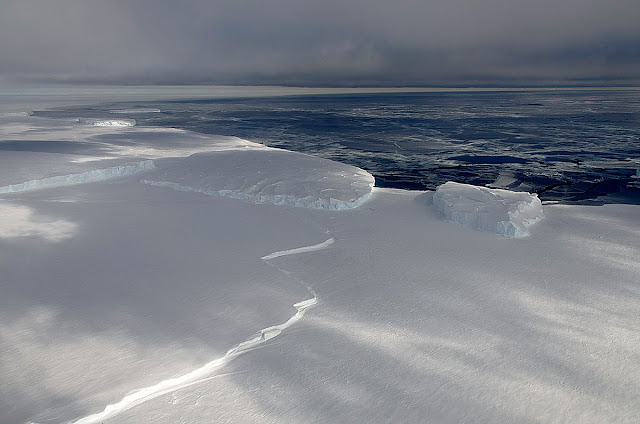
xmin=144 ymin=150 xmax=375 ymax=210
xmin=0 ymin=203 xmax=77 ymax=241
xmin=77 ymin=118 xmax=136 ymax=127
xmin=432 ymin=181 xmax=544 ymax=238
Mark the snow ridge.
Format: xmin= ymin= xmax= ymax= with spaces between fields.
xmin=67 ymin=238 xmax=336 ymax=424
xmin=262 ymin=237 xmax=336 ymax=260
xmin=69 ymin=298 xmax=316 ymax=424
xmin=0 ymin=161 xmax=155 ymax=194
xmin=142 ymin=180 xmax=373 ymax=210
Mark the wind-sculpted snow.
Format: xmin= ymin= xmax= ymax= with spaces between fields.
xmin=432 ymin=181 xmax=544 ymax=238
xmin=144 ymin=150 xmax=375 ymax=210
xmin=68 ymin=236 xmax=333 ymax=424
xmin=0 ymin=160 xmax=155 ymax=194
xmin=69 ymin=297 xmax=316 ymax=424
xmin=77 ymin=118 xmax=136 ymax=127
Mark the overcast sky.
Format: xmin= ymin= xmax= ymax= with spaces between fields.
xmin=1 ymin=0 xmax=639 ymax=86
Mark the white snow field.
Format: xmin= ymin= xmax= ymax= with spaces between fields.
xmin=1 ymin=88 xmax=640 ymax=424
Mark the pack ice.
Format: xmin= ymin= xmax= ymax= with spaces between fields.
xmin=145 ymin=149 xmax=375 ymax=210
xmin=432 ymin=181 xmax=544 ymax=238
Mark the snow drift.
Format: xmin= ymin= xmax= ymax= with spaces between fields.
xmin=432 ymin=181 xmax=544 ymax=238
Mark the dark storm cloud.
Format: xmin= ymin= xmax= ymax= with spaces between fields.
xmin=1 ymin=0 xmax=639 ymax=86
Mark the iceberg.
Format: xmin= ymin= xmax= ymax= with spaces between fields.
xmin=432 ymin=181 xmax=544 ymax=238
xmin=144 ymin=150 xmax=375 ymax=210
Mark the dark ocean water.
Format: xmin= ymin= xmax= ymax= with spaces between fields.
xmin=36 ymin=90 xmax=640 ymax=202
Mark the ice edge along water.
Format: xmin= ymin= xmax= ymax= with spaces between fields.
xmin=0 ymin=161 xmax=155 ymax=194
xmin=65 ymin=238 xmax=333 ymax=424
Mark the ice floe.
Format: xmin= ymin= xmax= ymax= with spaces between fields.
xmin=432 ymin=181 xmax=544 ymax=238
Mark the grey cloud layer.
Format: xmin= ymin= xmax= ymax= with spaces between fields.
xmin=1 ymin=0 xmax=638 ymax=85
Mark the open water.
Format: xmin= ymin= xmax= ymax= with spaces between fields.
xmin=35 ymin=89 xmax=640 ymax=201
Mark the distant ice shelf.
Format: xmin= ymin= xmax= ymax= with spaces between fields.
xmin=0 ymin=160 xmax=155 ymax=194
xmin=432 ymin=181 xmax=544 ymax=238
xmin=77 ymin=118 xmax=136 ymax=127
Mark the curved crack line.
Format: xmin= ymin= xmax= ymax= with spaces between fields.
xmin=66 ymin=238 xmax=334 ymax=424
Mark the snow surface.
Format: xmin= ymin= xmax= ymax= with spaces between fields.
xmin=2 ymin=88 xmax=640 ymax=424
xmin=433 ymin=181 xmax=544 ymax=238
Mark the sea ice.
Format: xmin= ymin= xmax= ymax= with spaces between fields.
xmin=432 ymin=181 xmax=544 ymax=238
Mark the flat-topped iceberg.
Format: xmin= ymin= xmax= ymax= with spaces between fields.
xmin=144 ymin=150 xmax=375 ymax=210
xmin=432 ymin=181 xmax=544 ymax=238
